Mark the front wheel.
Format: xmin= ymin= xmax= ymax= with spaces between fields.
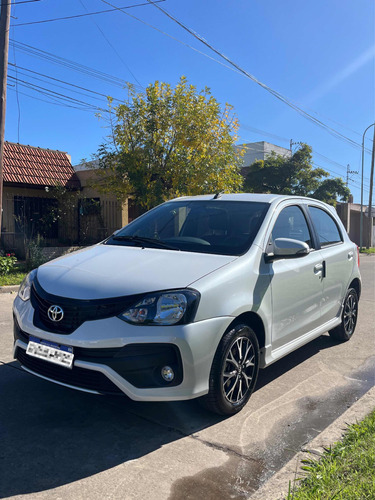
xmin=329 ymin=288 xmax=359 ymax=342
xmin=201 ymin=323 xmax=260 ymax=416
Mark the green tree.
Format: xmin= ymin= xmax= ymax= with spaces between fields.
xmin=94 ymin=77 xmax=244 ymax=210
xmin=244 ymin=144 xmax=350 ymax=205
xmin=312 ymin=177 xmax=350 ymax=205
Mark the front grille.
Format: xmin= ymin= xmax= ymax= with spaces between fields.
xmin=31 ymin=278 xmax=142 ymax=334
xmin=16 ymin=346 xmax=123 ymax=395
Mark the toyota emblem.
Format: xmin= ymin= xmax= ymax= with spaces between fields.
xmin=47 ymin=305 xmax=64 ymax=322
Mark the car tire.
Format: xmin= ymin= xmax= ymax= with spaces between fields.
xmin=329 ymin=288 xmax=359 ymax=342
xmin=201 ymin=323 xmax=260 ymax=416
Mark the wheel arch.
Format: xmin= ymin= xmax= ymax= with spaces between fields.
xmin=227 ymin=311 xmax=266 ymax=350
xmin=349 ymin=278 xmax=361 ymax=300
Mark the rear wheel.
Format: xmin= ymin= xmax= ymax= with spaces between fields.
xmin=202 ymin=323 xmax=259 ymax=415
xmin=329 ymin=288 xmax=358 ymax=342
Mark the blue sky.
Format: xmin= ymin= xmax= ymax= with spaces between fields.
xmin=6 ymin=0 xmax=374 ymax=202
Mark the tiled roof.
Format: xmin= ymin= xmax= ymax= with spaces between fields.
xmin=3 ymin=142 xmax=80 ymax=188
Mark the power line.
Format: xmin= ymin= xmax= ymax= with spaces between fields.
xmin=239 ymin=125 xmax=371 ymax=183
xmin=313 ymin=162 xmax=370 ymax=192
xmin=7 ymin=75 xmax=109 ymax=112
xmin=239 ymin=130 xmax=372 ymax=190
xmin=1 ymin=0 xmax=41 ymax=5
xmin=8 ymin=68 xmax=110 ymax=103
xmin=144 ymin=0 xmax=372 ymax=154
xmin=8 ymin=62 xmax=123 ymax=102
xmin=8 ymin=38 xmax=371 ymax=184
xmin=78 ymin=0 xmax=143 ymax=88
xmin=99 ymin=0 xmax=256 ymax=85
xmin=7 ymin=85 xmax=102 ymax=111
xmin=12 ymin=0 xmax=165 ymax=27
xmin=9 ymin=39 xmax=143 ymax=91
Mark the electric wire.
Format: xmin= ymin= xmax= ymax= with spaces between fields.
xmin=8 ymin=62 xmax=123 ymax=102
xmin=78 ymin=0 xmax=143 ymax=88
xmin=239 ymin=125 xmax=371 ymax=183
xmin=11 ymin=0 xmax=165 ymax=27
xmin=8 ymin=86 xmax=102 ymax=111
xmin=1 ymin=0 xmax=41 ymax=6
xmin=143 ymin=0 xmax=372 ymax=154
xmin=12 ymin=6 xmax=370 ymax=155
xmin=239 ymin=136 xmax=370 ymax=191
xmin=9 ymin=39 xmax=143 ymax=91
xmin=7 ymin=75 xmax=109 ymax=112
xmin=8 ymin=68 xmax=111 ymax=103
xmin=8 ymin=37 xmax=372 ymax=190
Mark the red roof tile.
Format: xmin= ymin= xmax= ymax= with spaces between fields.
xmin=3 ymin=142 xmax=80 ymax=189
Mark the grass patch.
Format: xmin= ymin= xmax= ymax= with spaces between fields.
xmin=361 ymin=248 xmax=375 ymax=254
xmin=0 ymin=268 xmax=27 ymax=286
xmin=288 ymin=409 xmax=375 ymax=499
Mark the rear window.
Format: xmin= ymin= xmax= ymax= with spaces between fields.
xmin=106 ymin=200 xmax=269 ymax=255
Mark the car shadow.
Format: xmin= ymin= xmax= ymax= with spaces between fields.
xmin=0 ymin=333 xmax=337 ymax=498
xmin=256 ymin=333 xmax=337 ymax=390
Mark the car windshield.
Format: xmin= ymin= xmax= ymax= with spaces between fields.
xmin=105 ymin=200 xmax=269 ymax=256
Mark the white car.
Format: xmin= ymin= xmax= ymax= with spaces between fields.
xmin=13 ymin=194 xmax=361 ymax=415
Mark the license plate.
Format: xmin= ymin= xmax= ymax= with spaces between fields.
xmin=26 ymin=336 xmax=74 ymax=369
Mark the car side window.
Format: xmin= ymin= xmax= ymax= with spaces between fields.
xmin=271 ymin=205 xmax=312 ymax=247
xmin=309 ymin=206 xmax=342 ymax=247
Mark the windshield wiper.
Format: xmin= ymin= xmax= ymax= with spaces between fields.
xmin=111 ymin=235 xmax=180 ymax=251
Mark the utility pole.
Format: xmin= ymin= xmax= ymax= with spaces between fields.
xmin=367 ymin=126 xmax=375 ymax=248
xmin=0 ymin=0 xmax=11 ymax=244
xmin=360 ymin=123 xmax=375 ymax=251
xmin=346 ymin=164 xmax=358 ymax=186
xmin=290 ymin=140 xmax=303 ymax=154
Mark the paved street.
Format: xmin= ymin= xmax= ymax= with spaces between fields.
xmin=0 ymin=255 xmax=374 ymax=500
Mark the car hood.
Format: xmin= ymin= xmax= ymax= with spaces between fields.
xmin=36 ymin=244 xmax=237 ymax=299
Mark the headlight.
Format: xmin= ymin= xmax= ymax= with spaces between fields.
xmin=18 ymin=269 xmax=37 ymax=302
xmin=118 ymin=290 xmax=200 ymax=326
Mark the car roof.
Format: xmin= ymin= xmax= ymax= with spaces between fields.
xmin=170 ymin=193 xmax=321 ymax=204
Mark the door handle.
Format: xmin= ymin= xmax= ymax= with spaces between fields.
xmin=314 ymin=263 xmax=323 ymax=274
xmin=348 ymin=251 xmax=354 ymax=260
xmin=314 ymin=261 xmax=326 ymax=277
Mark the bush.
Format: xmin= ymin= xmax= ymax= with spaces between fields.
xmin=0 ymin=253 xmax=17 ymax=275
xmin=26 ymin=239 xmax=48 ymax=271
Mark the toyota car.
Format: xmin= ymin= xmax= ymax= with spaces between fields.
xmin=13 ymin=194 xmax=361 ymax=415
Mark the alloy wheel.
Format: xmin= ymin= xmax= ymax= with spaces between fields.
xmin=343 ymin=292 xmax=357 ymax=336
xmin=222 ymin=336 xmax=256 ymax=404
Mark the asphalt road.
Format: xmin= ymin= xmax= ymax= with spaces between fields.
xmin=0 ymin=255 xmax=374 ymax=500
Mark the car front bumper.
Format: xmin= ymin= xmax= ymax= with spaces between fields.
xmin=13 ymin=296 xmax=234 ymax=401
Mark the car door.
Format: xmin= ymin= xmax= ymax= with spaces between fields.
xmin=265 ymin=204 xmax=324 ymax=350
xmin=308 ymin=205 xmax=354 ymax=325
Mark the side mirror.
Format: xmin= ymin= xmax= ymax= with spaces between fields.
xmin=265 ymin=238 xmax=310 ymax=261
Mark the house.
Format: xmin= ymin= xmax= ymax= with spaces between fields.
xmin=1 ymin=142 xmax=125 ymax=258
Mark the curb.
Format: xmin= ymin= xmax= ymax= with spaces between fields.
xmin=249 ymin=385 xmax=375 ymax=500
xmin=0 ymin=285 xmax=19 ymax=294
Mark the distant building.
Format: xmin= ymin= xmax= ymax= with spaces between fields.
xmin=336 ymin=200 xmax=374 ymax=248
xmin=237 ymin=141 xmax=291 ymax=175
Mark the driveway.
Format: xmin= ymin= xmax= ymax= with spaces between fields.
xmin=0 ymin=255 xmax=374 ymax=499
